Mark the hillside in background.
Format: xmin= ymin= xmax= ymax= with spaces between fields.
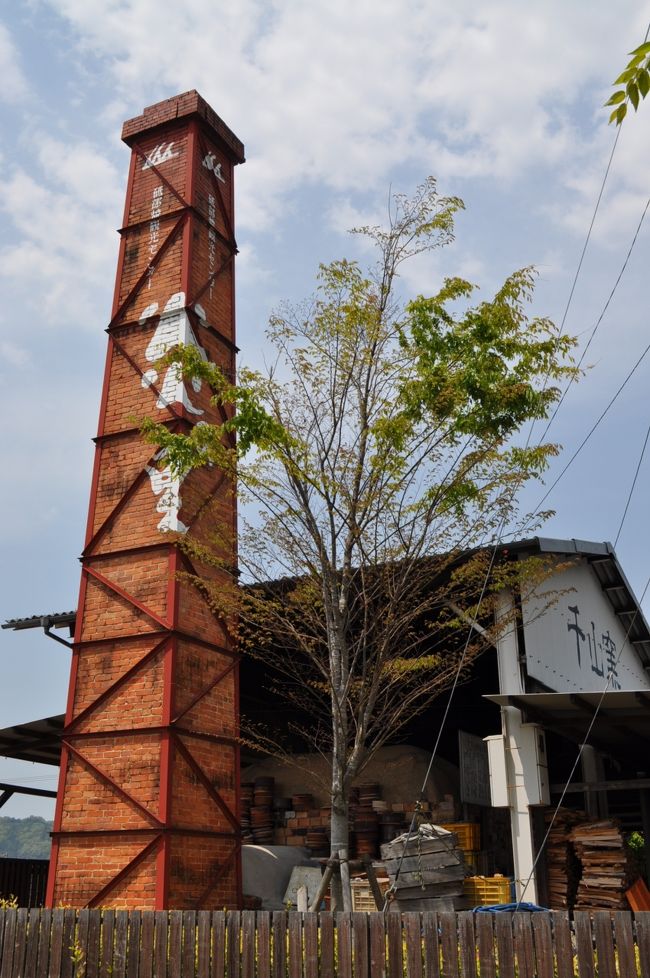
xmin=0 ymin=816 xmax=53 ymax=859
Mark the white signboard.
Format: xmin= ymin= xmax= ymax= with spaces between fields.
xmin=521 ymin=560 xmax=649 ymax=693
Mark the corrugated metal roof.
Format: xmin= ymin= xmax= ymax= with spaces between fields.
xmin=0 ymin=714 xmax=64 ymax=766
xmin=1 ymin=611 xmax=76 ymax=632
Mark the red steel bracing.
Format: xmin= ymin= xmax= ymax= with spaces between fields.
xmin=47 ymin=93 xmax=245 ymax=910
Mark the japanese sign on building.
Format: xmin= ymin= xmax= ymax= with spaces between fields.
xmin=521 ymin=560 xmax=650 ymax=693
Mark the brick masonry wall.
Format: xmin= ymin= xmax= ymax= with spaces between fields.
xmin=47 ymin=92 xmax=245 ymax=910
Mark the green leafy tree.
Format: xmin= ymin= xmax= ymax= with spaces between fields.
xmin=606 ymin=40 xmax=650 ymax=125
xmin=0 ymin=816 xmax=53 ymax=859
xmin=141 ymin=178 xmax=577 ymax=907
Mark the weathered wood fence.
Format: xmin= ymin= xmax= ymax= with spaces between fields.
xmin=1 ymin=907 xmax=649 ymax=977
xmin=0 ymin=859 xmax=48 ymax=909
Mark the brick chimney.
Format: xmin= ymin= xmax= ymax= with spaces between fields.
xmin=47 ymin=92 xmax=244 ymax=909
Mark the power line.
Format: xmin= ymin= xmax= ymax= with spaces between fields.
xmin=521 ymin=333 xmax=650 ymax=528
xmin=614 ymin=413 xmax=650 ymax=547
xmin=540 ymin=194 xmax=650 ymax=443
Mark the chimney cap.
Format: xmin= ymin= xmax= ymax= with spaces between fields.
xmin=121 ymin=90 xmax=245 ymax=164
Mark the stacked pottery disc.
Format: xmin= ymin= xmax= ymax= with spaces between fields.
xmin=251 ymin=777 xmax=275 ymax=844
xmin=306 ymin=827 xmax=330 ymax=857
xmin=380 ymin=811 xmax=406 ymax=844
xmin=240 ymin=782 xmax=254 ymax=841
xmin=353 ymin=783 xmax=382 ymax=858
xmin=291 ymin=793 xmax=313 ymax=810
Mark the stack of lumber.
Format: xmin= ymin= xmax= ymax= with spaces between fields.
xmin=545 ymin=808 xmax=585 ymax=909
xmin=570 ymin=819 xmax=632 ymax=910
xmin=380 ymin=823 xmax=467 ymax=912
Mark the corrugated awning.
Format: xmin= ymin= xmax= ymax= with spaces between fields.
xmin=485 ymin=690 xmax=650 ymax=765
xmin=0 ymin=714 xmax=64 ymax=766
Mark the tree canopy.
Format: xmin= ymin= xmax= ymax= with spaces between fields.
xmin=141 ymin=178 xmax=577 ymax=903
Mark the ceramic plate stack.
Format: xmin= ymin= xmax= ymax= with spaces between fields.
xmin=251 ymin=777 xmax=275 ymax=844
xmin=380 ymin=811 xmax=406 ymax=845
xmin=240 ymin=782 xmax=254 ymax=841
xmin=306 ymin=827 xmax=330 ymax=857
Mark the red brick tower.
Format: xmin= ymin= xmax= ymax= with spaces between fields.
xmin=46 ymin=92 xmax=244 ymax=909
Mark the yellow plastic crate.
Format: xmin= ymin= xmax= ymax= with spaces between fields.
xmin=351 ymin=879 xmax=390 ymax=912
xmin=463 ymin=875 xmax=511 ymax=906
xmin=440 ymin=821 xmax=480 ymax=851
xmin=461 ymin=850 xmax=480 ymax=870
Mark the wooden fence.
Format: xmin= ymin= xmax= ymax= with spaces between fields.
xmin=0 ymin=859 xmax=48 ymax=909
xmin=1 ymin=907 xmax=649 ymax=977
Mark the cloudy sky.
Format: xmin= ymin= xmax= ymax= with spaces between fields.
xmin=1 ymin=1 xmax=649 ymax=817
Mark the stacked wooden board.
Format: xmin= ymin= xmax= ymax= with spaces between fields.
xmin=380 ymin=824 xmax=467 ymax=911
xmin=570 ymin=819 xmax=632 ymax=910
xmin=545 ymin=808 xmax=585 ymax=909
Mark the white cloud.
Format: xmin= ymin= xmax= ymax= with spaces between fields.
xmin=0 ymin=138 xmax=122 ymax=328
xmin=40 ymin=0 xmax=648 ymax=234
xmin=0 ymin=339 xmax=30 ymax=367
xmin=0 ymin=21 xmax=28 ymax=103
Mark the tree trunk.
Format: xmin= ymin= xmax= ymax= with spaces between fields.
xmin=330 ymin=788 xmax=351 ymax=909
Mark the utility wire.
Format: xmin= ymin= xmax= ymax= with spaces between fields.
xmin=520 ymin=334 xmax=650 ymax=529
xmin=614 ymin=416 xmax=650 ymax=547
xmin=527 ymin=128 xmax=622 ymax=447
xmin=540 ymin=195 xmax=650 ymax=443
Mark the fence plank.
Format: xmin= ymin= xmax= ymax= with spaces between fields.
xmin=422 ymin=913 xmax=439 ymax=978
xmin=10 ymin=907 xmax=27 ymax=978
xmin=337 ymin=913 xmax=353 ymax=978
xmin=196 ymin=911 xmax=211 ymax=978
xmin=85 ymin=909 xmax=101 ymax=978
xmin=593 ymin=911 xmax=616 ymax=978
xmin=48 ymin=909 xmax=65 ymax=978
xmin=271 ymin=912 xmax=286 ymax=978
xmin=552 ymin=912 xmax=573 ymax=978
xmin=612 ymin=911 xmax=636 ymax=978
xmin=386 ymin=912 xmax=403 ymax=978
xmin=320 ymin=914 xmax=334 ymax=978
xmin=0 ymin=911 xmax=5 ymax=971
xmin=494 ymin=913 xmax=514 ymax=978
xmin=287 ymin=912 xmax=302 ymax=978
xmin=154 ymin=911 xmax=169 ymax=978
xmin=475 ymin=914 xmax=495 ymax=978
xmin=35 ymin=908 xmax=51 ymax=978
xmin=1 ymin=909 xmax=17 ymax=978
xmin=227 ymin=911 xmax=241 ymax=978
xmin=531 ymin=913 xmax=553 ymax=978
xmin=23 ymin=908 xmax=42 ymax=978
xmin=368 ymin=913 xmax=386 ymax=978
xmin=113 ymin=910 xmax=128 ymax=978
xmin=439 ymin=913 xmax=459 ymax=978
xmin=211 ymin=912 xmax=225 ymax=978
xmin=182 ymin=911 xmax=197 ymax=978
xmin=167 ymin=910 xmax=182 ymax=978
xmin=513 ymin=914 xmax=534 ymax=978
xmin=139 ymin=910 xmax=155 ymax=978
xmin=403 ymin=913 xmax=422 ymax=978
xmin=60 ymin=909 xmax=76 ymax=978
xmin=124 ymin=910 xmax=143 ymax=978
xmin=255 ymin=912 xmax=270 ymax=978
xmin=100 ymin=910 xmax=115 ymax=978
xmin=573 ymin=912 xmax=595 ymax=978
xmin=637 ymin=913 xmax=650 ymax=978
xmin=352 ymin=912 xmax=369 ymax=978
xmin=74 ymin=907 xmax=90 ymax=978
xmin=48 ymin=909 xmax=64 ymax=978
xmin=241 ymin=910 xmax=256 ymax=978
xmin=458 ymin=912 xmax=476 ymax=978
xmin=303 ymin=912 xmax=318 ymax=978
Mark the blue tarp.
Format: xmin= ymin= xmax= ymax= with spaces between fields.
xmin=473 ymin=902 xmax=548 ymax=913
